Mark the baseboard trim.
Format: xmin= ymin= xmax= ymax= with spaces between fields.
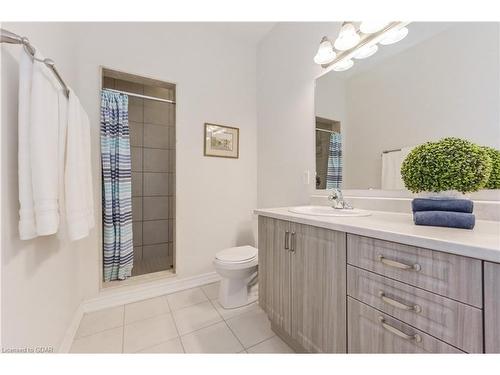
xmin=83 ymin=271 xmax=220 ymax=313
xmin=58 ymin=303 xmax=84 ymax=353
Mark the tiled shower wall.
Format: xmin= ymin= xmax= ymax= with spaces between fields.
xmin=103 ymin=77 xmax=175 ymax=276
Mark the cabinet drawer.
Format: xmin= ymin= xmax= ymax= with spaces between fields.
xmin=347 ymin=234 xmax=482 ymax=307
xmin=485 ymin=262 xmax=500 ymax=353
xmin=348 ymin=298 xmax=463 ymax=353
xmin=347 ymin=266 xmax=482 ymax=353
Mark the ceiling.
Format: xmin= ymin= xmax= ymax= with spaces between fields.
xmin=206 ymin=22 xmax=276 ymax=46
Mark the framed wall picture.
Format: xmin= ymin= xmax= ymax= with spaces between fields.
xmin=204 ymin=123 xmax=239 ymax=159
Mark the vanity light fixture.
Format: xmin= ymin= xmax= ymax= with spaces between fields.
xmin=314 ymin=21 xmax=410 ymax=72
xmin=332 ymin=59 xmax=354 ymax=71
xmin=313 ymin=36 xmax=337 ymax=65
xmin=379 ymin=26 xmax=409 ymax=45
xmin=359 ymin=21 xmax=390 ymax=34
xmin=334 ymin=22 xmax=360 ymax=51
xmin=353 ymin=44 xmax=378 ymax=59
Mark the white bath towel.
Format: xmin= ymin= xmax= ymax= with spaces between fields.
xmin=18 ymin=49 xmax=37 ymax=240
xmin=65 ymin=88 xmax=95 ymax=241
xmin=30 ymin=51 xmax=64 ymax=236
xmin=381 ymin=146 xmax=413 ymax=190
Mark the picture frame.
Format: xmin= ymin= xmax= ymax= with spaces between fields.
xmin=204 ymin=123 xmax=239 ymax=159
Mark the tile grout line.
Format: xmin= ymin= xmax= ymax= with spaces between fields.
xmin=245 ymin=335 xmax=279 ymax=353
xmin=203 ymin=283 xmax=278 ymax=352
xmin=133 ymin=337 xmax=182 ymax=354
xmin=169 ymin=285 xmax=241 ymax=351
xmin=179 ymin=319 xmax=225 ymax=339
xmin=124 ymin=294 xmax=193 ymax=353
xmin=164 ymin=295 xmax=186 ymax=353
xmin=206 ymin=296 xmax=246 ymax=352
xmin=172 ymin=300 xmax=224 ymax=338
xmin=128 ymin=296 xmax=184 ymax=353
xmin=73 ymin=323 xmax=124 ymax=340
xmin=121 ymin=305 xmax=125 ymax=353
xmin=169 ymin=297 xmax=212 ymax=313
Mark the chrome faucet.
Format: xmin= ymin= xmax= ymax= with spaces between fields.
xmin=328 ymin=188 xmax=353 ymax=209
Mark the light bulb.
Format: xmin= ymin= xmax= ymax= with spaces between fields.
xmin=353 ymin=44 xmax=378 ymax=59
xmin=332 ymin=59 xmax=354 ymax=72
xmin=359 ymin=21 xmax=390 ymax=34
xmin=380 ymin=27 xmax=409 ymax=45
xmin=334 ymin=23 xmax=360 ymax=51
xmin=313 ymin=37 xmax=336 ymax=65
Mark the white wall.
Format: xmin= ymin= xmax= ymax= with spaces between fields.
xmin=73 ymin=22 xmax=258 ymax=283
xmin=343 ymin=23 xmax=500 ymax=188
xmin=257 ymin=22 xmax=341 ymax=208
xmin=0 ymin=22 xmax=93 ymax=351
xmin=1 ymin=22 xmax=258 ymax=350
xmin=315 ymin=72 xmax=346 ymax=123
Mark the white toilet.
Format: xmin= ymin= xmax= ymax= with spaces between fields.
xmin=213 ymin=245 xmax=258 ymax=309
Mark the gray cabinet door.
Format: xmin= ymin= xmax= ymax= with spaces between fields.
xmin=485 ymin=261 xmax=500 ymax=353
xmin=291 ymin=222 xmax=347 ymax=353
xmin=258 ymin=216 xmax=292 ymax=336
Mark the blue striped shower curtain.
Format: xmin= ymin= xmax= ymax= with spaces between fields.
xmin=101 ymin=90 xmax=133 ymax=281
xmin=326 ymin=133 xmax=342 ymax=189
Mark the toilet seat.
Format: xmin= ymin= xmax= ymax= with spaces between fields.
xmin=213 ymin=245 xmax=259 ymax=309
xmin=215 ymin=245 xmax=257 ymax=264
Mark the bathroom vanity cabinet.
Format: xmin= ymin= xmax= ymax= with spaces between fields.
xmin=258 ymin=216 xmax=346 ymax=353
xmin=257 ymin=213 xmax=500 ymax=354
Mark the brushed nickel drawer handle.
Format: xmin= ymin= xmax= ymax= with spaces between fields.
xmin=290 ymin=232 xmax=296 ymax=253
xmin=378 ymin=316 xmax=422 ymax=343
xmin=378 ymin=291 xmax=422 ymax=313
xmin=377 ymin=255 xmax=421 ymax=271
xmin=284 ymin=231 xmax=290 ymax=250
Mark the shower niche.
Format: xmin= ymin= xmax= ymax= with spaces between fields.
xmin=101 ymin=68 xmax=176 ymax=281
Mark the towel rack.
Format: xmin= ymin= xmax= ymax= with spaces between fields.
xmin=1 ymin=28 xmax=70 ymax=98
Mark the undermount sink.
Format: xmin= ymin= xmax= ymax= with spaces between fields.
xmin=288 ymin=205 xmax=371 ymax=217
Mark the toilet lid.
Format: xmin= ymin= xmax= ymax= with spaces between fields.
xmin=216 ymin=246 xmax=257 ymax=263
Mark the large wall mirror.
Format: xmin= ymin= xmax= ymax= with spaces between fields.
xmin=315 ymin=22 xmax=500 ymax=191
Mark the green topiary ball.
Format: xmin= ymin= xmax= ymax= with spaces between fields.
xmin=401 ymin=137 xmax=493 ymax=193
xmin=482 ymin=146 xmax=500 ymax=189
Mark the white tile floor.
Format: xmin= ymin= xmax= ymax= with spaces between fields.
xmin=70 ymin=282 xmax=294 ymax=354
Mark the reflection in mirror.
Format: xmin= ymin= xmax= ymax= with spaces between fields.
xmin=315 ymin=22 xmax=500 ymax=190
xmin=315 ymin=117 xmax=341 ymax=189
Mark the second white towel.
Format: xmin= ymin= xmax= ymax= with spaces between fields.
xmin=65 ymin=89 xmax=95 ymax=241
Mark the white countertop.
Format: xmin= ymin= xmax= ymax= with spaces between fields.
xmin=254 ymin=207 xmax=500 ymax=263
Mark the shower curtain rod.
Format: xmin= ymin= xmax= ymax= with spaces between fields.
xmin=103 ymin=88 xmax=176 ymax=105
xmin=1 ymin=28 xmax=70 ymax=98
xmin=316 ymin=128 xmax=338 ymax=134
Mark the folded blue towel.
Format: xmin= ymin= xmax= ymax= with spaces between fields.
xmin=412 ymin=198 xmax=473 ymax=213
xmin=413 ymin=211 xmax=475 ymax=230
